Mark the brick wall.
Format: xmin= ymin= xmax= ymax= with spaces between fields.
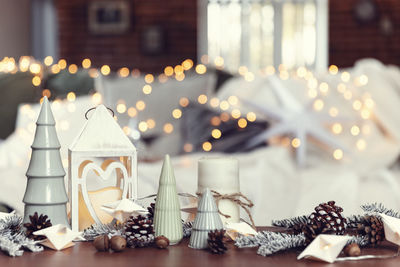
xmin=329 ymin=0 xmax=400 ymax=67
xmin=57 ymin=0 xmax=197 ymax=73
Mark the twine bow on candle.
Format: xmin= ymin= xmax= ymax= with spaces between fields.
xmin=196 ymin=190 xmax=256 ymax=230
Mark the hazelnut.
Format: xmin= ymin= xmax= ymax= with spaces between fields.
xmin=93 ymin=235 xmax=110 ymax=252
xmin=155 ymin=235 xmax=169 ymax=249
xmin=344 ymin=243 xmax=361 ymax=257
xmin=110 ymin=236 xmax=127 ymax=252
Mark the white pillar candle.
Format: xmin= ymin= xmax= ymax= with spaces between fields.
xmin=197 ymin=157 xmax=240 ymax=224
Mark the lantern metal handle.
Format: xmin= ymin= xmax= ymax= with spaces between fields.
xmin=85 ymin=106 xmax=115 ymax=120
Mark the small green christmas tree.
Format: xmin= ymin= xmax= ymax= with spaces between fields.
xmin=23 ymin=97 xmax=69 ymax=226
xmin=153 ymin=155 xmax=183 ymax=245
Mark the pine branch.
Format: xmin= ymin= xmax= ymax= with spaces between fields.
xmin=361 ymin=203 xmax=400 ymax=218
xmin=83 ymin=222 xmax=122 ymax=241
xmin=0 ymin=214 xmax=22 ymax=236
xmin=345 ymin=215 xmax=366 ymax=228
xmin=0 ymin=236 xmax=23 ymax=257
xmin=183 ymin=221 xmax=192 ymax=238
xmin=256 ymin=233 xmax=306 ymax=256
xmin=271 ymin=215 xmax=309 ymax=228
xmin=347 ymin=235 xmax=370 ymax=247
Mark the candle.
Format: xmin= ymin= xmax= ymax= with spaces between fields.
xmin=197 ymin=157 xmax=240 ymax=224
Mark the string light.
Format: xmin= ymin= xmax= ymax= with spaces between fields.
xmin=29 ymin=63 xmax=41 ymax=74
xmin=32 ymin=76 xmax=41 ymax=86
xmin=145 ymin=74 xmax=154 ymax=83
xmin=175 ymin=73 xmax=185 ymax=81
xmin=228 ymin=95 xmax=239 ymax=105
xmin=147 ymin=119 xmax=156 ymax=129
xmin=361 ymin=109 xmax=371 ymax=119
xmin=195 ymin=64 xmax=207 ymax=74
xmin=220 ymin=112 xmax=230 ymax=122
xmin=231 ymin=109 xmax=241 ymax=119
xmin=313 ymin=99 xmax=324 ymax=111
xmin=182 ymin=59 xmax=194 ymax=70
xmin=350 ymin=125 xmax=360 ymax=136
xmin=308 ymin=89 xmax=318 ymax=98
xmin=51 ymin=64 xmax=60 ymax=74
xmin=116 ymin=103 xmax=127 ymax=113
xmin=214 ymin=56 xmax=224 ymax=67
xmin=343 ymin=91 xmax=352 ymax=100
xmin=211 ymin=129 xmax=222 ymax=139
xmin=200 ymin=54 xmax=209 ymax=64
xmin=337 ymin=83 xmax=346 ymax=93
xmin=163 ymin=123 xmax=174 ymax=134
xmin=183 ymin=143 xmax=193 ymax=153
xmin=127 ymin=107 xmax=137 ymax=117
xmin=82 ymin=58 xmax=91 ymax=69
xmin=238 ymin=118 xmax=247 ymax=128
xmin=202 ymin=141 xmax=212 ymax=151
xmin=164 ymin=66 xmax=174 ymax=76
xmin=58 ymin=59 xmax=67 ymax=69
xmin=246 ymin=112 xmax=256 ymax=122
xmin=44 ymin=56 xmax=53 ymax=66
xmin=333 ymin=149 xmax=343 ymax=160
xmin=138 ymin=121 xmax=148 ymax=132
xmin=265 ymin=66 xmax=275 ymax=75
xmin=328 ymin=65 xmax=338 ymax=75
xmin=356 ymin=139 xmax=366 ymax=151
xmin=68 ymin=64 xmax=78 ymax=74
xmin=119 ymin=67 xmax=130 ymax=77
xmin=219 ymin=100 xmax=229 ymax=110
xmin=100 ymin=65 xmax=111 ymax=75
xmin=42 ymin=89 xmax=51 ymax=98
xmin=210 ymin=97 xmax=220 ymax=108
xmin=179 ymin=97 xmax=189 ymax=107
xmin=174 ymin=65 xmax=184 ymax=75
xmin=296 ymin=67 xmax=307 ymax=77
xmin=245 ymin=72 xmax=255 ymax=81
xmin=91 ymin=92 xmax=102 ymax=104
xmin=210 ymin=116 xmax=221 ymax=126
xmin=136 ymin=100 xmax=146 ymax=111
xmin=19 ymin=57 xmax=30 ymax=72
xmin=341 ymin=71 xmax=350 ymax=82
xmin=172 ymin=108 xmax=182 ymax=119
xmin=291 ymin=138 xmax=301 ymax=148
xmin=142 ymin=85 xmax=152 ymax=94
xmin=319 ymin=82 xmax=329 ymax=94
xmin=198 ymin=94 xmax=208 ymax=104
xmin=332 ymin=123 xmax=342 ymax=134
xmin=88 ymin=68 xmax=99 ymax=78
xmin=238 ymin=66 xmax=248 ymax=75
xmin=67 ymin=92 xmax=76 ymax=102
xmin=352 ymin=100 xmax=362 ymax=111
xmin=123 ymin=126 xmax=131 ymax=135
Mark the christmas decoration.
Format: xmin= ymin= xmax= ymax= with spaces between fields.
xmin=0 ymin=213 xmax=43 ymax=256
xmin=182 ymin=221 xmax=193 ymax=238
xmin=124 ymin=215 xmax=154 ymax=248
xmin=93 ymin=235 xmax=110 ymax=252
xmin=344 ymin=243 xmax=361 ymax=257
xmin=83 ymin=222 xmax=122 ymax=241
xmin=110 ymin=235 xmax=127 ymax=252
xmin=23 ymin=212 xmax=52 ymax=240
xmin=101 ymin=199 xmax=148 ymax=223
xmin=380 ymin=214 xmax=400 ymax=246
xmin=147 ymin=202 xmax=155 ymax=220
xmin=225 ymin=222 xmax=258 ymax=240
xmin=189 ymin=188 xmax=224 ymax=249
xmin=153 ymin=154 xmax=183 ymax=245
xmin=207 ymin=229 xmax=227 ymax=254
xmin=69 ymin=104 xmax=138 ymax=231
xmin=242 ymin=75 xmax=347 ymax=166
xmin=356 ymin=215 xmax=384 ymax=246
xmin=361 ymin=203 xmax=400 ymax=218
xmin=23 ymin=96 xmax=69 ymax=226
xmin=33 ymin=224 xmax=82 ymax=251
xmin=297 ymin=234 xmax=351 ymax=263
xmin=155 ymin=235 xmax=169 ymax=249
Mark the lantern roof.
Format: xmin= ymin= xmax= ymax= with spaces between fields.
xmin=69 ymin=105 xmax=136 ymax=152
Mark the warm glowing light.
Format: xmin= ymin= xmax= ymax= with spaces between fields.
xmin=319 ymin=82 xmax=329 ymax=94
xmin=337 ymin=83 xmax=346 ymax=93
xmin=332 ymin=123 xmax=343 ymax=134
xmin=198 ymin=94 xmax=208 ymax=104
xmin=179 ymin=97 xmax=189 ymax=107
xmin=202 ymin=141 xmax=212 ymax=151
xmin=297 ymin=67 xmax=307 ymax=77
xmin=214 ymin=56 xmax=224 ymax=67
xmin=356 ymin=139 xmax=366 ymax=151
xmin=228 ymin=95 xmax=239 ymax=105
xmin=119 ymin=67 xmax=130 ymax=77
xmin=82 ymin=58 xmax=91 ymax=69
xmin=220 ymin=112 xmax=230 ymax=122
xmin=238 ymin=66 xmax=248 ymax=75
xmin=19 ymin=57 xmax=30 ymax=72
xmin=291 ymin=138 xmax=301 ymax=148
xmin=88 ymin=68 xmax=99 ymax=78
xmin=174 ymin=65 xmax=184 ymax=75
xmin=341 ymin=71 xmax=350 ymax=82
xmin=136 ymin=100 xmax=146 ymax=111
xmin=131 ymin=69 xmax=141 ymax=78
xmin=44 ymin=56 xmax=53 ymax=66
xmin=352 ymin=100 xmax=362 ymax=111
xmin=211 ymin=129 xmax=222 ymax=139
xmin=144 ymin=74 xmax=154 ymax=83
xmin=147 ymin=119 xmax=156 ymax=129
xmin=183 ymin=143 xmax=193 ymax=153
xmin=329 ymin=107 xmax=339 ymax=117
xmin=308 ymin=89 xmax=318 ymax=98
xmin=333 ymin=149 xmax=343 ymax=160
xmin=68 ymin=64 xmax=78 ymax=74
xmin=32 ymin=76 xmax=41 ymax=86
xmin=361 ymin=109 xmax=371 ymax=119
xmin=138 ymin=121 xmax=148 ymax=132
xmin=142 ymin=85 xmax=152 ymax=94
xmin=123 ymin=126 xmax=131 ymax=135
xmin=211 ymin=116 xmax=221 ymax=126
xmin=359 ymin=75 xmax=368 ymax=86
xmin=245 ymin=72 xmax=255 ymax=81
xmin=313 ymin=99 xmax=324 ymax=111
xmin=117 ymin=103 xmax=127 ymax=114
xmin=58 ymin=59 xmax=67 ymax=69
xmin=182 ymin=59 xmax=194 ymax=70
xmin=172 ymin=108 xmax=182 ymax=119
xmin=210 ymin=97 xmax=220 ymax=108
xmin=100 ymin=65 xmax=111 ymax=75
xmin=231 ymin=109 xmax=241 ymax=119
xmin=308 ymin=78 xmax=318 ymax=89
xmin=163 ymin=123 xmax=174 ymax=134
xmin=265 ymin=66 xmax=275 ymax=75
xmin=175 ymin=73 xmax=185 ymax=81
xmin=29 ymin=63 xmax=41 ymax=74
xmin=67 ymin=92 xmax=76 ymax=102
xmin=247 ymin=112 xmax=256 ymax=122
xmin=238 ymin=118 xmax=247 ymax=128
xmin=365 ymin=98 xmax=374 ymax=108
xmin=351 ymin=125 xmax=360 ymax=136
xmin=91 ymin=92 xmax=102 ymax=104
xmin=42 ymin=89 xmax=51 ymax=98
xmin=329 ymin=65 xmax=339 ymax=75
xmin=220 ymin=100 xmax=229 ymax=110
xmin=279 ymin=71 xmax=289 ymax=80
xmin=164 ymin=66 xmax=174 ymax=76
xmin=344 ymin=91 xmax=352 ymax=100
xmin=201 ymin=55 xmax=209 ymax=64
xmin=158 ymin=74 xmax=168 ymax=83
xmin=195 ymin=64 xmax=207 ymax=74
xmin=128 ymin=107 xmax=137 ymax=117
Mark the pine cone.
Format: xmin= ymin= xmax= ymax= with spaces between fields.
xmin=23 ymin=212 xmax=52 ymax=240
xmin=302 ymin=201 xmax=346 ymax=244
xmin=147 ymin=202 xmax=155 ymax=220
xmin=357 ymin=215 xmax=384 ymax=246
xmin=208 ymin=229 xmax=227 ymax=254
xmin=124 ymin=215 xmax=154 ymax=247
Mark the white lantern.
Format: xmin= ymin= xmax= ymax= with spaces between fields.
xmin=68 ymin=105 xmax=137 ymax=231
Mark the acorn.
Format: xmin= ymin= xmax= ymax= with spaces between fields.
xmin=155 ymin=236 xmax=169 ymax=249
xmin=344 ymin=243 xmax=361 ymax=257
xmin=93 ymin=235 xmax=110 ymax=252
xmin=110 ymin=236 xmax=127 ymax=252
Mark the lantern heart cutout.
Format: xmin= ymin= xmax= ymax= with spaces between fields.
xmin=79 ymin=161 xmax=129 ymax=225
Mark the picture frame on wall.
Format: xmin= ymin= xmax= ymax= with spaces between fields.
xmin=88 ymin=1 xmax=130 ymax=34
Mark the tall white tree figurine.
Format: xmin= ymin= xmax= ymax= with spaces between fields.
xmin=23 ymin=96 xmax=69 ymax=226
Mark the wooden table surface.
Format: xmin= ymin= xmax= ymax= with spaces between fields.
xmin=1 ymin=229 xmax=400 ymax=266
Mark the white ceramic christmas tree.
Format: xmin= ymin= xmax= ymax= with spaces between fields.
xmin=153 ymin=154 xmax=183 ymax=245
xmin=23 ymin=97 xmax=69 ymax=226
xmin=189 ymin=188 xmax=223 ymax=249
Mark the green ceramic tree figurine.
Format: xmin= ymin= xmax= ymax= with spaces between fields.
xmin=23 ymin=96 xmax=69 ymax=226
xmin=153 ymin=154 xmax=183 ymax=245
